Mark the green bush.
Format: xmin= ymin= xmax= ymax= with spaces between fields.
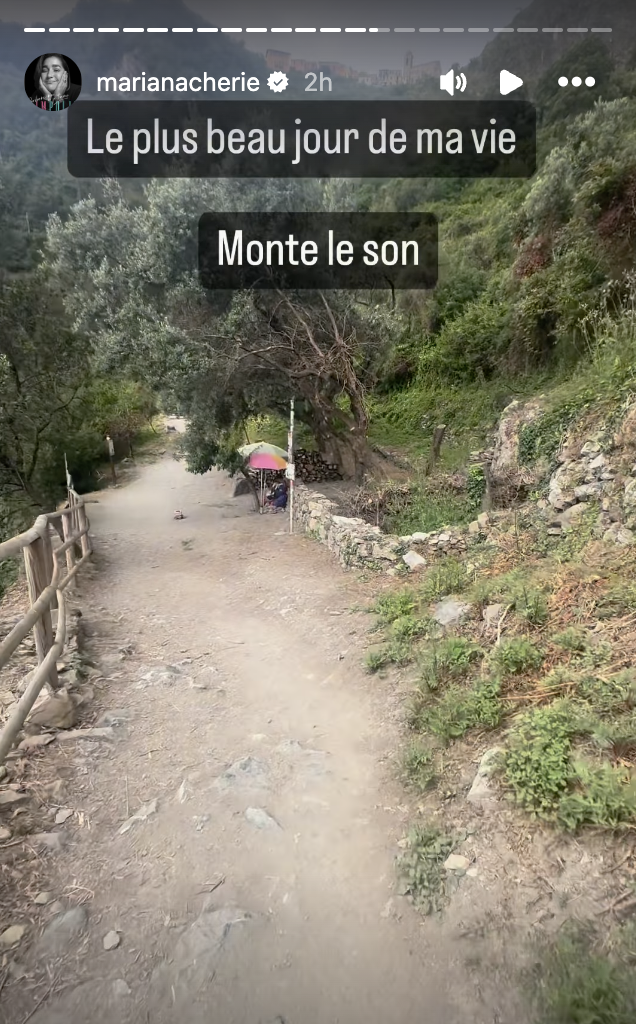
xmin=595 ymin=582 xmax=636 ymax=618
xmin=504 ymin=703 xmax=574 ymax=816
xmin=390 ymin=614 xmax=432 ymax=643
xmin=557 ymin=761 xmax=636 ymax=831
xmin=576 ymin=672 xmax=636 ymax=716
xmin=466 ymin=464 xmax=486 ymax=508
xmin=414 ymin=678 xmax=503 ymax=744
xmin=588 ymin=714 xmax=636 ymax=762
xmin=532 ymin=923 xmax=636 ymax=1024
xmin=468 ymin=571 xmax=550 ymax=626
xmin=365 ymin=636 xmax=421 ymax=672
xmin=386 ymin=486 xmax=478 ymax=535
xmin=517 ymin=588 xmax=550 ymax=626
xmin=396 ymin=825 xmax=455 ymax=914
xmin=365 ymin=650 xmax=389 ymax=674
xmin=373 ymin=589 xmax=416 ymax=624
xmin=420 ymin=558 xmax=469 ymax=602
xmin=494 ymin=637 xmax=543 ymax=675
xmin=401 ymin=740 xmax=437 ymax=793
xmin=385 ymin=639 xmax=416 ymax=667
xmin=553 ymin=627 xmax=589 ymax=653
xmin=419 ymin=637 xmax=483 ymax=691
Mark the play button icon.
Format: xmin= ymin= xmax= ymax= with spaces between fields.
xmin=500 ymin=69 xmax=524 ymax=95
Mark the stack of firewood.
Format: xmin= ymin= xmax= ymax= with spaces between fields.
xmin=294 ymin=449 xmax=342 ymax=483
xmin=245 ymin=449 xmax=341 ymax=487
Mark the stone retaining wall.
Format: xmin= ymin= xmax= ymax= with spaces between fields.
xmin=293 ymin=396 xmax=636 ymax=571
xmin=292 ymin=483 xmax=483 ymax=573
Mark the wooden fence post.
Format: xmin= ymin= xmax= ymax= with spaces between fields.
xmin=62 ymin=512 xmax=75 ymax=575
xmin=23 ymin=534 xmax=59 ymax=691
xmin=78 ymin=503 xmax=91 ymax=558
xmin=68 ymin=491 xmax=78 ymax=558
xmin=40 ymin=523 xmax=57 ymax=611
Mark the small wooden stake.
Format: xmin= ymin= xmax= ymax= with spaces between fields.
xmin=425 ymin=424 xmax=446 ymax=476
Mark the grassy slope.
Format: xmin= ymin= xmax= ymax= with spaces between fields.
xmin=358 ymin=33 xmax=636 ymax=1019
xmin=366 ymin=33 xmax=636 ymax=472
xmin=366 ymin=494 xmax=636 ymax=1020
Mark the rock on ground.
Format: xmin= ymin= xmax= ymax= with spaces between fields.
xmin=215 ymin=756 xmax=268 ymax=790
xmin=35 ymin=906 xmax=88 ymax=957
xmin=111 ymin=979 xmax=131 ymax=998
xmin=444 ymin=854 xmax=470 ymax=873
xmin=26 ymin=691 xmax=76 ymax=732
xmin=29 ymin=832 xmax=67 ymax=852
xmin=103 ymin=930 xmax=121 ymax=950
xmin=0 ymin=790 xmax=28 ymax=806
xmin=33 ymin=892 xmax=54 ymax=905
xmin=118 ymin=798 xmax=158 ymax=835
xmin=0 ymin=924 xmax=27 ymax=948
xmin=483 ymin=604 xmax=505 ymax=629
xmin=467 ymin=747 xmax=503 ymax=807
xmin=138 ymin=665 xmax=192 ymax=688
xmin=403 ymin=550 xmax=427 ymax=570
xmin=245 ymin=807 xmax=281 ymax=830
xmin=151 ymin=907 xmax=252 ymax=1004
xmin=433 ymin=599 xmax=471 ymax=627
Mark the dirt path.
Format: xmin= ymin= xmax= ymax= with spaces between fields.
xmin=5 ymin=447 xmax=480 ymax=1024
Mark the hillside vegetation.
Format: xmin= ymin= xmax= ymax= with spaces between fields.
xmin=351 ymin=38 xmax=636 ymax=1021
xmin=369 ymin=46 xmax=636 ymax=466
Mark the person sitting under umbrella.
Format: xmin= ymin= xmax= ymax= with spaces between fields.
xmin=265 ymin=477 xmax=288 ymax=513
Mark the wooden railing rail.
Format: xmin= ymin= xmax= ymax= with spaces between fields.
xmin=0 ymin=489 xmax=92 ymax=764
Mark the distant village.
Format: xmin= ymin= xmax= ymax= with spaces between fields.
xmin=265 ymin=49 xmax=441 ymax=88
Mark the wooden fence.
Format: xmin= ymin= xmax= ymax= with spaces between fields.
xmin=0 ymin=490 xmax=92 ymax=764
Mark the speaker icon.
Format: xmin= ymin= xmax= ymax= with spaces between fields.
xmin=440 ymin=69 xmax=467 ymax=95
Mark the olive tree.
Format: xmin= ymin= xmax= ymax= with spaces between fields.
xmin=47 ymin=179 xmax=400 ymax=479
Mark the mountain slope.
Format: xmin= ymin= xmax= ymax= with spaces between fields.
xmin=465 ymin=0 xmax=634 ymax=96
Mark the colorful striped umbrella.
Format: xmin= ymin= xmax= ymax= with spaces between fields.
xmin=245 ymin=450 xmax=287 ymax=512
xmin=248 ymin=452 xmax=287 ymax=471
xmin=238 ymin=441 xmax=288 ymax=460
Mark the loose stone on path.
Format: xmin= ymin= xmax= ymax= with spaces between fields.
xmin=118 ymin=797 xmax=158 ymax=835
xmin=29 ymin=832 xmax=67 ymax=853
xmin=33 ymin=892 xmax=54 ymax=905
xmin=245 ymin=807 xmax=281 ymax=830
xmin=137 ymin=664 xmax=193 ymax=689
xmin=103 ymin=930 xmax=121 ymax=950
xmin=444 ymin=853 xmax=470 ymax=874
xmin=35 ymin=906 xmax=88 ymax=957
xmin=0 ymin=924 xmax=27 ymax=948
xmin=215 ymin=756 xmax=268 ymax=790
xmin=433 ymin=598 xmax=472 ymax=627
xmin=0 ymin=789 xmax=28 ymax=806
xmin=151 ymin=906 xmax=252 ymax=1001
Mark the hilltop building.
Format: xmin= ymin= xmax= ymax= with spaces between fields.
xmin=403 ymin=52 xmax=441 ymax=83
xmin=265 ymin=50 xmax=291 ymax=72
xmin=265 ymin=50 xmax=438 ymax=86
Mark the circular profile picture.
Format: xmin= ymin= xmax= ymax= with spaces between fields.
xmin=25 ymin=53 xmax=81 ymax=111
